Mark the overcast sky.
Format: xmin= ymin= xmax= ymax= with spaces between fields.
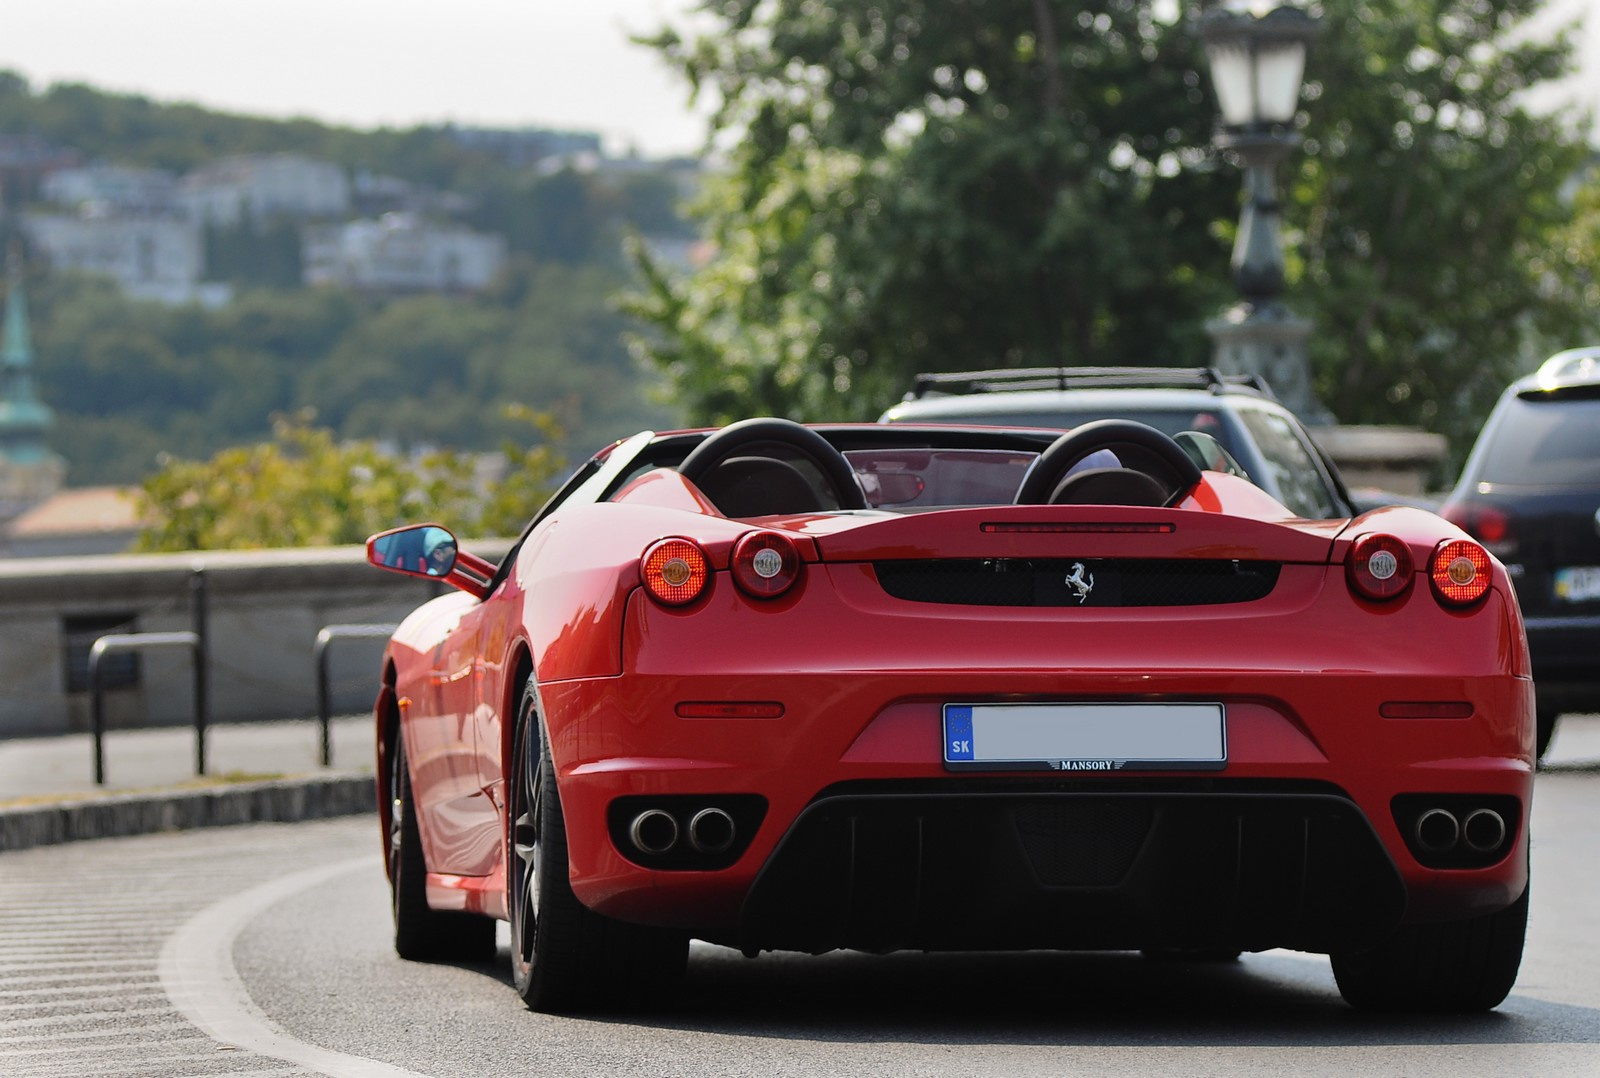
xmin=1 ymin=0 xmax=711 ymax=157
xmin=3 ymin=0 xmax=1599 ymax=160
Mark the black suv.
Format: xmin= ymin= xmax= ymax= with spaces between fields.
xmin=1441 ymin=348 xmax=1600 ymax=759
xmin=879 ymin=366 xmax=1355 ymax=519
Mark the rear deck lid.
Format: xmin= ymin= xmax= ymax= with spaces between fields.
xmin=804 ymin=502 xmax=1339 ymax=565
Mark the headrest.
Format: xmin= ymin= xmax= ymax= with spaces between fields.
xmin=697 ymin=456 xmax=826 ymax=517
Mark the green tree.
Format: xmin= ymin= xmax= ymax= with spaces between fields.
xmin=617 ymin=169 xmax=700 ymax=238
xmin=0 ymin=71 xmax=501 ymax=181
xmin=1298 ymin=0 xmax=1589 ymax=455
xmin=1541 ymin=159 xmax=1600 ymax=317
xmin=204 ymin=220 xmax=305 ymax=289
xmin=629 ymin=0 xmax=1237 ymax=424
xmin=27 ymin=264 xmax=676 ymax=485
xmin=477 ymin=404 xmax=570 ymax=537
xmin=135 ymin=409 xmax=567 ymax=552
xmin=3 ymin=69 xmax=691 ymax=490
xmin=628 ymin=0 xmax=1593 ymax=457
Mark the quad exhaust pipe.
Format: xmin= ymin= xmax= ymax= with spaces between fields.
xmin=627 ymin=805 xmax=738 ymax=857
xmin=628 ymin=809 xmax=679 ymax=855
xmin=687 ymin=807 xmax=736 ymax=854
xmin=1411 ymin=806 xmax=1507 ymax=855
xmin=1413 ymin=808 xmax=1460 ymax=854
xmin=1461 ymin=807 xmax=1507 ymax=853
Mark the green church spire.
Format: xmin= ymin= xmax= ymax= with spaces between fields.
xmin=2 ymin=247 xmax=33 ymax=363
xmin=0 ymin=245 xmax=56 ymax=459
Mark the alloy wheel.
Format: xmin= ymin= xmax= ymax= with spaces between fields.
xmin=509 ymin=712 xmax=542 ymax=986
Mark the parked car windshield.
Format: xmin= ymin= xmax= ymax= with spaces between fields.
xmin=1235 ymin=409 xmax=1341 ymax=519
xmin=843 ymin=448 xmax=1037 ymax=507
xmin=1474 ymin=396 xmax=1600 ymax=486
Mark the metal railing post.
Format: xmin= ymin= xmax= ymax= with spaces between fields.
xmin=89 ymin=647 xmax=108 ymax=786
xmin=313 ymin=624 xmax=396 ymax=767
xmin=88 ymin=632 xmax=201 ymax=786
xmin=190 ymin=568 xmax=210 ymax=776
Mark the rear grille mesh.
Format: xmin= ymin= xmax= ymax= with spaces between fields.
xmin=873 ymin=558 xmax=1281 ymax=607
xmin=1013 ymin=802 xmax=1155 ymax=885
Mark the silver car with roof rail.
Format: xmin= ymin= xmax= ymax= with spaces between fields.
xmin=880 ymin=366 xmax=1355 ymax=520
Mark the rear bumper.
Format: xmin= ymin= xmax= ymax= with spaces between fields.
xmin=539 ymin=569 xmax=1534 ymax=952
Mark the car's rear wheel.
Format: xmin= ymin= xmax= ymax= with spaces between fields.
xmin=387 ymin=731 xmax=497 ymax=962
xmin=508 ymin=684 xmax=688 ymax=1012
xmin=1329 ymin=884 xmax=1528 ymax=1011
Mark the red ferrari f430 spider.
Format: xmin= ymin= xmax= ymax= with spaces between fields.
xmin=365 ymin=418 xmax=1533 ymax=1014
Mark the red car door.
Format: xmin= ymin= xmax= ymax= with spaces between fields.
xmin=431 ymin=600 xmax=504 ymax=877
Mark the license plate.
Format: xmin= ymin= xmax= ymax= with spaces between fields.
xmin=1554 ymin=566 xmax=1600 ymax=603
xmin=943 ymin=702 xmax=1226 ymax=772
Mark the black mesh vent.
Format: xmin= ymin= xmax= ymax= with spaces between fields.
xmin=1013 ymin=802 xmax=1155 ymax=886
xmin=873 ymin=559 xmax=1281 ymax=607
xmin=739 ymin=785 xmax=1406 ymax=955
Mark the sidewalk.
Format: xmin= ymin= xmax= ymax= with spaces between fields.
xmin=1 ymin=715 xmax=374 ymax=801
xmin=0 ymin=716 xmax=376 ymax=851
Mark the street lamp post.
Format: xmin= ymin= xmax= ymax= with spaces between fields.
xmin=1200 ymin=4 xmax=1330 ymax=424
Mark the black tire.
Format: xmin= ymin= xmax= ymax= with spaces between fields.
xmin=1330 ymin=884 xmax=1528 ymax=1011
xmin=1535 ymin=707 xmax=1558 ymax=764
xmin=507 ymin=683 xmax=689 ymax=1012
xmin=387 ymin=731 xmax=497 ymax=963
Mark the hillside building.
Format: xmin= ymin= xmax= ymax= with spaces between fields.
xmin=302 ymin=214 xmax=506 ymax=293
xmin=40 ymin=164 xmax=181 ymax=215
xmin=20 ymin=210 xmax=230 ymax=306
xmin=180 ymin=153 xmax=352 ymax=227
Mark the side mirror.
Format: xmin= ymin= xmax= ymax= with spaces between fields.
xmin=368 ymin=525 xmax=458 ymax=579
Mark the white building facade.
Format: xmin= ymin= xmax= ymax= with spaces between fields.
xmin=40 ymin=165 xmax=181 ymax=215
xmin=181 ymin=153 xmax=352 ymax=227
xmin=302 ymin=214 xmax=506 ymax=293
xmin=20 ymin=211 xmax=230 ymax=306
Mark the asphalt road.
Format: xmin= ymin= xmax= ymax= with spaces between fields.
xmin=5 ymin=766 xmax=1600 ymax=1078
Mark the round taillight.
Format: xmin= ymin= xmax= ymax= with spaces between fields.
xmin=1430 ymin=538 xmax=1492 ymax=606
xmin=1346 ymin=533 xmax=1414 ymax=601
xmin=731 ymin=530 xmax=802 ymax=598
xmin=641 ymin=538 xmax=710 ymax=606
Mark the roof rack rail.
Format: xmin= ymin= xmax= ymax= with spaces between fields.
xmin=905 ymin=366 xmax=1277 ymax=400
xmin=1535 ymin=347 xmax=1600 ymax=385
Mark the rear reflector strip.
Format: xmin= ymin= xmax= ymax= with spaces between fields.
xmin=676 ymin=702 xmax=786 ymax=719
xmin=1379 ymin=702 xmax=1475 ymax=719
xmin=981 ymin=522 xmax=1177 ymax=534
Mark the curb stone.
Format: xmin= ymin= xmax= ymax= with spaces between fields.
xmin=0 ymin=771 xmax=375 ymax=852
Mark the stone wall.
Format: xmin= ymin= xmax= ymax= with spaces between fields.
xmin=0 ymin=542 xmax=508 ymax=738
xmin=1313 ymin=424 xmax=1451 ymax=497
